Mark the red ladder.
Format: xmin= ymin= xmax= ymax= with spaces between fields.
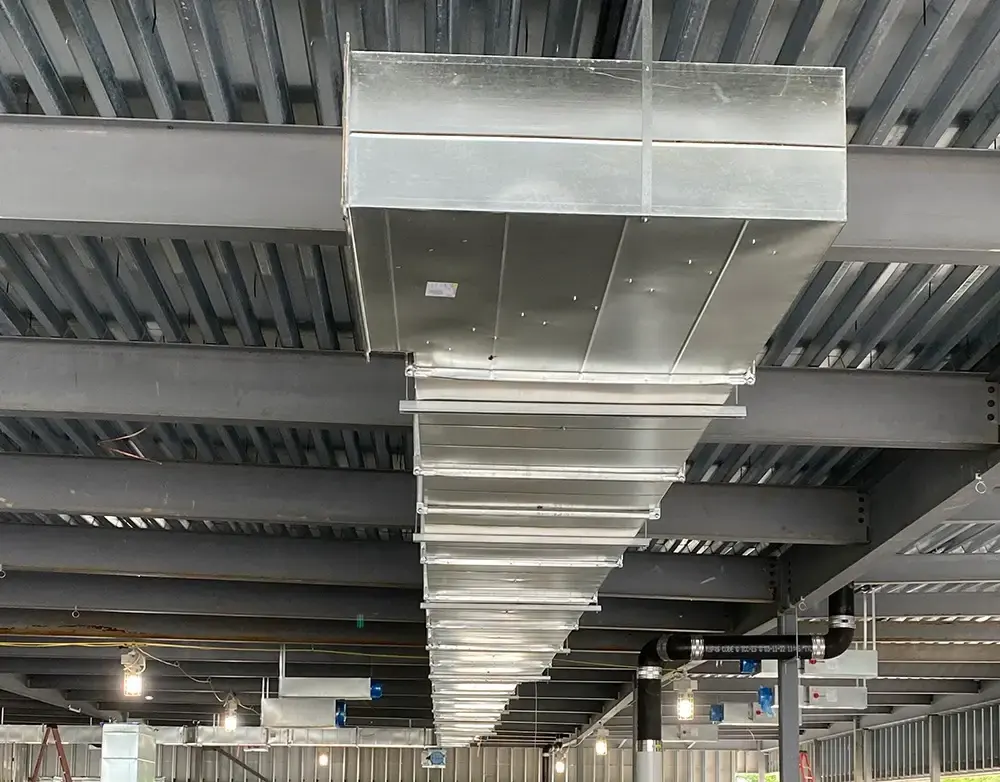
xmin=29 ymin=725 xmax=73 ymax=782
xmin=799 ymin=751 xmax=815 ymax=782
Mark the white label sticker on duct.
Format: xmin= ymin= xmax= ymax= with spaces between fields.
xmin=425 ymin=281 xmax=458 ymax=298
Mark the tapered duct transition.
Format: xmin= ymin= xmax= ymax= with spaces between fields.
xmin=343 ymin=51 xmax=846 ymax=746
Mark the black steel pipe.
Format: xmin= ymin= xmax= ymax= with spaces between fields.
xmin=635 ymin=640 xmax=661 ymax=746
xmin=632 ymin=585 xmax=856 ymax=751
xmin=654 ymin=585 xmax=855 ymax=663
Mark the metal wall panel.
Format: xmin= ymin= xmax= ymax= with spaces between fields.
xmin=815 ymin=733 xmax=854 ymax=782
xmin=563 ymin=748 xmax=759 ymax=782
xmin=871 ymin=719 xmax=929 ymax=781
xmin=0 ymin=744 xmax=541 ymax=782
xmin=4 ymin=744 xmax=760 ymax=782
xmin=942 ymin=702 xmax=1000 ymax=774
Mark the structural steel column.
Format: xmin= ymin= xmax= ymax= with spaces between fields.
xmin=928 ymin=715 xmax=943 ymax=782
xmin=778 ymin=611 xmax=800 ymax=782
xmin=853 ymin=729 xmax=872 ymax=782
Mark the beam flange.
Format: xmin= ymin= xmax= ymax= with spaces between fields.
xmin=0 ymin=454 xmax=866 ymax=545
xmin=0 ymin=673 xmax=118 ymax=722
xmin=0 ymin=573 xmax=424 ymax=624
xmin=835 ymin=146 xmax=1000 ymax=266
xmin=872 ymin=621 xmax=1000 ymax=643
xmin=605 ymin=553 xmax=773 ymax=602
xmin=0 ymin=339 xmax=407 ymax=429
xmin=0 ymin=116 xmax=345 ymax=243
xmin=875 ymin=644 xmax=1000 ymax=664
xmin=708 ymin=370 xmax=996 ymax=449
xmin=0 ymin=455 xmax=415 ymax=527
xmin=0 ymin=337 xmax=992 ymax=453
xmin=0 ymin=524 xmax=420 ymax=587
xmin=658 ymin=483 xmax=865 ymax=544
xmin=846 ymin=591 xmax=1000 ymax=618
xmin=0 ymin=525 xmax=770 ymax=603
xmin=4 ymin=116 xmax=1000 ymax=269
xmin=0 ymin=570 xmax=739 ymax=634
xmin=864 ymin=554 xmax=1000 ymax=583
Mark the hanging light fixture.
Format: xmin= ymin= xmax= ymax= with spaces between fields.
xmin=318 ymin=753 xmax=330 ymax=768
xmin=674 ymin=677 xmax=696 ymax=721
xmin=222 ymin=693 xmax=239 ymax=732
xmin=121 ymin=647 xmax=146 ymax=698
xmin=595 ymin=729 xmax=608 ymax=756
xmin=555 ymin=757 xmax=566 ymax=775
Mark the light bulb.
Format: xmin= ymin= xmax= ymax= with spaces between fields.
xmin=676 ymin=692 xmax=695 ymax=721
xmin=555 ymin=759 xmax=566 ymax=775
xmin=123 ymin=673 xmax=143 ymax=698
xmin=223 ymin=711 xmax=238 ymax=732
xmin=318 ymin=754 xmax=330 ymax=768
xmin=595 ymin=737 xmax=608 ymax=756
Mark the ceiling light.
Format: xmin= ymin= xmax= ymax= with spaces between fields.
xmin=144 ymin=695 xmax=154 ymax=702
xmin=222 ymin=693 xmax=238 ymax=732
xmin=318 ymin=753 xmax=329 ymax=768
xmin=555 ymin=759 xmax=566 ymax=775
xmin=595 ymin=731 xmax=608 ymax=756
xmin=123 ymin=674 xmax=143 ymax=698
xmin=121 ymin=647 xmax=146 ymax=698
xmin=676 ymin=691 xmax=695 ymax=721
xmin=674 ymin=677 xmax=697 ymax=721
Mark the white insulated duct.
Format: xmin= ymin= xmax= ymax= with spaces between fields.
xmin=343 ymin=51 xmax=846 ymax=746
xmin=0 ymin=725 xmax=432 ymax=747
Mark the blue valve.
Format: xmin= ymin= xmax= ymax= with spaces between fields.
xmin=335 ymin=699 xmax=348 ymax=727
xmin=370 ymin=681 xmax=383 ymax=700
xmin=757 ymin=686 xmax=775 ymax=717
xmin=739 ymin=659 xmax=761 ymax=675
xmin=709 ymin=704 xmax=724 ymax=724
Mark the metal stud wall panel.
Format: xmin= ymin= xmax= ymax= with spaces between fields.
xmin=871 ymin=720 xmax=929 ymax=781
xmin=815 ymin=733 xmax=854 ymax=782
xmin=943 ymin=703 xmax=1000 ymax=775
xmin=0 ymin=745 xmax=541 ymax=782
xmin=562 ymin=749 xmax=760 ymax=782
xmin=805 ymin=703 xmax=1000 ymax=782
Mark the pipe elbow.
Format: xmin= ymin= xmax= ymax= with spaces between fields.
xmin=823 ymin=627 xmax=853 ymax=659
xmin=638 ymin=638 xmax=662 ymax=668
xmin=822 ymin=584 xmax=856 ymax=659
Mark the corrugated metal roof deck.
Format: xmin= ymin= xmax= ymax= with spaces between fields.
xmin=1 ymin=0 xmax=1000 ymax=544
xmin=2 ymin=0 xmax=1000 ymax=740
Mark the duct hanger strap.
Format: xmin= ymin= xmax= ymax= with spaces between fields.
xmin=640 ymin=0 xmax=653 ymax=216
xmin=400 ymin=399 xmax=747 ymax=417
xmin=406 ymin=364 xmax=756 ymax=386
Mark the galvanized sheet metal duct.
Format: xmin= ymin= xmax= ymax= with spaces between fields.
xmin=343 ymin=51 xmax=846 ymax=745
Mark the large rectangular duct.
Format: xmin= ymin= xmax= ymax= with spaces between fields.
xmin=0 ymin=725 xmax=433 ymax=748
xmin=343 ymin=51 xmax=846 ymax=745
xmin=101 ymin=724 xmax=156 ymax=782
